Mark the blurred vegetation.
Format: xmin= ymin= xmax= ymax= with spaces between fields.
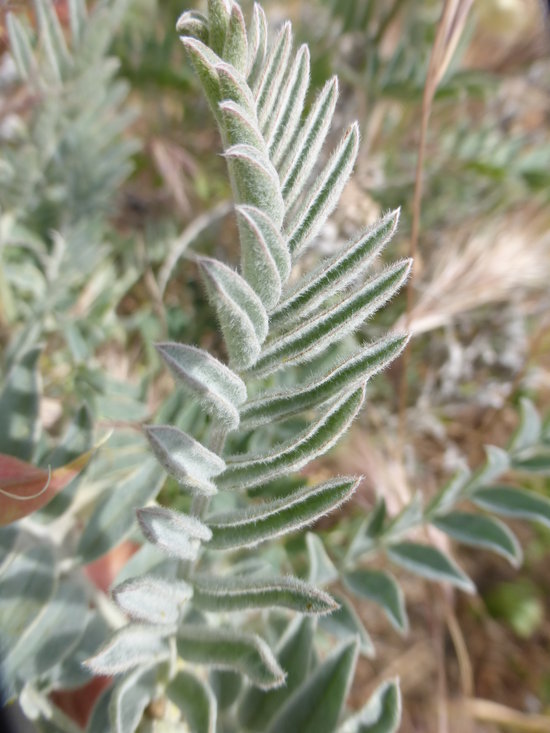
xmin=1 ymin=0 xmax=549 ymax=730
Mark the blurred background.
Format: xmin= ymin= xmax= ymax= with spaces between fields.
xmin=1 ymin=1 xmax=549 ymax=731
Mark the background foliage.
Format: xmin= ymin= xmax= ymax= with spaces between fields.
xmin=1 ymin=1 xmax=549 ymax=732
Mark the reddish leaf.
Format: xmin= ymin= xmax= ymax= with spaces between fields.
xmin=0 ymin=450 xmax=93 ymax=525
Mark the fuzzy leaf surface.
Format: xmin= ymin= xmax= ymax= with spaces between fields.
xmin=286 ymin=123 xmax=360 ymax=257
xmin=271 ymin=209 xmax=400 ymax=329
xmin=219 ymin=387 xmax=365 ymax=490
xmin=223 ymin=1 xmax=248 ymax=73
xmin=137 ymin=507 xmax=212 ymax=561
xmin=241 ymin=336 xmax=407 ymax=428
xmin=156 ymin=342 xmax=246 ymax=430
xmin=85 ymin=625 xmax=172 ymax=676
xmin=246 ymin=3 xmax=267 ymax=87
xmin=250 ymin=261 xmax=411 ymax=376
xmin=112 ymin=577 xmax=193 ymax=625
xmin=199 ymin=255 xmax=267 ymax=369
xmin=255 ymin=22 xmax=292 ymax=132
xmin=176 ymin=10 xmax=209 ymax=43
xmin=192 ymin=573 xmax=338 ymax=615
xmin=279 ymin=77 xmax=338 ymax=203
xmin=145 ymin=425 xmax=224 ymax=497
xmin=236 ymin=204 xmax=290 ymax=310
xmin=207 ymin=477 xmax=359 ymax=550
xmin=177 ymin=625 xmax=284 ymax=690
xmin=207 ymin=0 xmax=231 ymax=56
xmin=225 ymin=143 xmax=284 ymax=226
xmin=267 ymin=44 xmax=310 ymax=160
xmin=181 ymin=38 xmax=222 ymax=118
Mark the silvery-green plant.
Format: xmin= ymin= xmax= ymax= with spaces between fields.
xmin=82 ymin=1 xmax=411 ymax=729
xmin=82 ymin=3 xmax=550 ymax=732
xmin=3 ymin=2 xmax=550 ymax=733
xmin=2 ymin=0 xmax=139 ymax=377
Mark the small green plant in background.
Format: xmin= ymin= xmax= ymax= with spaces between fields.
xmin=1 ymin=1 xmax=550 ymax=733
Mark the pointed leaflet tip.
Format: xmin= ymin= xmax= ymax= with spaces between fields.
xmin=155 ymin=342 xmax=246 ymax=429
xmin=177 ymin=625 xmax=286 ymax=690
xmin=224 ymin=143 xmax=285 ymax=227
xmin=247 ymin=3 xmax=268 ymax=87
xmin=191 ymin=573 xmax=339 ymax=615
xmin=198 ymin=255 xmax=268 ymax=369
xmin=112 ymin=577 xmax=193 ymax=625
xmin=218 ymin=387 xmax=365 ymax=491
xmin=144 ymin=424 xmax=224 ymax=496
xmin=235 ymin=204 xmax=291 ymax=309
xmin=176 ymin=10 xmax=209 ymax=43
xmin=223 ymin=1 xmax=248 ymax=74
xmin=271 ymin=208 xmax=401 ymax=330
xmin=287 ymin=122 xmax=360 ymax=258
xmin=267 ymin=44 xmax=311 ymax=157
xmin=279 ymin=76 xmax=339 ymax=199
xmin=207 ymin=477 xmax=360 ymax=550
xmin=137 ymin=507 xmax=212 ymax=561
xmin=84 ymin=624 xmax=173 ymax=676
xmin=255 ymin=21 xmax=293 ymax=131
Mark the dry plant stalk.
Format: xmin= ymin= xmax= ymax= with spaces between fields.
xmin=398 ymin=0 xmax=474 ymax=442
xmin=397 ymin=206 xmax=550 ymax=336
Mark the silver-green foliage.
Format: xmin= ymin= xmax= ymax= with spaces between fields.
xmin=2 ymin=0 xmax=139 ymax=377
xmin=3 ymin=0 xmax=136 ymax=231
xmin=2 ymin=3 xmax=550 ymax=733
xmin=84 ymin=1 xmax=409 ymax=730
xmin=339 ymin=398 xmax=550 ymax=638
